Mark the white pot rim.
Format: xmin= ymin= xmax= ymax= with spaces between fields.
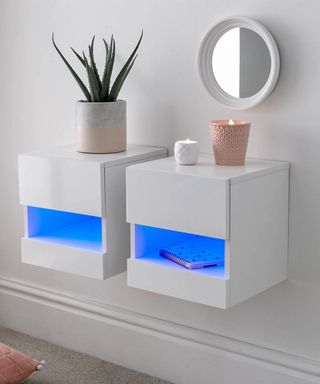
xmin=76 ymin=99 xmax=126 ymax=104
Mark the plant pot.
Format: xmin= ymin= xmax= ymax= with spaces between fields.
xmin=76 ymin=100 xmax=127 ymax=154
xmin=209 ymin=120 xmax=251 ymax=166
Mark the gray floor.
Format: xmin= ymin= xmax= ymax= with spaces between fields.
xmin=0 ymin=326 xmax=172 ymax=384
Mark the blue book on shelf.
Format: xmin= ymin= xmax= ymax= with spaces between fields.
xmin=159 ymin=240 xmax=224 ymax=270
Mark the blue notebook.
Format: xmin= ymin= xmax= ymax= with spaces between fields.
xmin=159 ymin=240 xmax=224 ymax=270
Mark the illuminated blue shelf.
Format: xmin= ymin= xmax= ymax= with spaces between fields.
xmin=134 ymin=224 xmax=226 ymax=277
xmin=136 ymin=252 xmax=226 ymax=279
xmin=27 ymin=206 xmax=103 ymax=252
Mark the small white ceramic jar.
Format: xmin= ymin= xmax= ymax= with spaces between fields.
xmin=174 ymin=139 xmax=199 ymax=165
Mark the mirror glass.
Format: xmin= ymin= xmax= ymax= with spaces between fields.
xmin=212 ymin=27 xmax=271 ymax=98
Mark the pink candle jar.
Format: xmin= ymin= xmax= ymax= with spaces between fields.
xmin=209 ymin=120 xmax=251 ymax=166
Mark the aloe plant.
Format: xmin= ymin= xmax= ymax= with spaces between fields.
xmin=52 ymin=32 xmax=143 ymax=102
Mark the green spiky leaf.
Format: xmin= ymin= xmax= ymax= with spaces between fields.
xmin=52 ymin=33 xmax=91 ymax=101
xmin=89 ymin=36 xmax=102 ymax=90
xmin=103 ymin=38 xmax=109 ymax=60
xmin=100 ymin=35 xmax=115 ymax=101
xmin=107 ymin=56 xmax=137 ymax=101
xmin=83 ymin=53 xmax=100 ymax=102
xmin=53 ymin=31 xmax=143 ymax=103
xmin=108 ymin=31 xmax=143 ymax=101
xmin=71 ymin=47 xmax=86 ymax=67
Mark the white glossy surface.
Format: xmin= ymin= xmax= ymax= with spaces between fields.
xmin=19 ymin=154 xmax=105 ymax=216
xmin=127 ymin=164 xmax=230 ymax=239
xmin=19 ymin=145 xmax=168 ymax=279
xmin=127 ymin=157 xmax=289 ymax=308
xmin=128 ymin=155 xmax=288 ymax=183
xmin=128 ymin=258 xmax=229 ymax=308
xmin=21 ymin=237 xmax=107 ymax=279
xmin=19 ymin=145 xmax=167 ymax=217
xmin=229 ymin=169 xmax=289 ymax=306
xmin=22 ymin=144 xmax=167 ymax=167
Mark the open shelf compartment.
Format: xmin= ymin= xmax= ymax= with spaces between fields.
xmin=133 ymin=224 xmax=227 ymax=278
xmin=21 ymin=206 xmax=107 ymax=279
xmin=128 ymin=224 xmax=230 ymax=308
xmin=26 ymin=206 xmax=104 ymax=252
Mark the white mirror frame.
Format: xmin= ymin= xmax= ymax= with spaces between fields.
xmin=199 ymin=16 xmax=280 ymax=110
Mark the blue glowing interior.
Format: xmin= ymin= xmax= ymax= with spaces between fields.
xmin=27 ymin=206 xmax=103 ymax=252
xmin=134 ymin=224 xmax=226 ymax=277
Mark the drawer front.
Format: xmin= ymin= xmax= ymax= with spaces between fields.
xmin=19 ymin=155 xmax=105 ymax=216
xmin=127 ymin=168 xmax=229 ymax=239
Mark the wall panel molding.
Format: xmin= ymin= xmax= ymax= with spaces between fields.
xmin=0 ymin=275 xmax=319 ymax=383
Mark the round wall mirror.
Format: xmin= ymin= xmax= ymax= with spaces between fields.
xmin=199 ymin=17 xmax=280 ymax=109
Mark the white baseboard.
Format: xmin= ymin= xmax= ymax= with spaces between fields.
xmin=0 ymin=275 xmax=319 ymax=384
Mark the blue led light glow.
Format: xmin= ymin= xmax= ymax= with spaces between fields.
xmin=134 ymin=224 xmax=226 ymax=278
xmin=27 ymin=206 xmax=103 ymax=252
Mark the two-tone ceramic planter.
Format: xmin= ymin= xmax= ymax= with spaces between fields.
xmin=76 ymin=100 xmax=126 ymax=154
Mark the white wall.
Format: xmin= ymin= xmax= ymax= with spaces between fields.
xmin=1 ymin=0 xmax=320 ymax=382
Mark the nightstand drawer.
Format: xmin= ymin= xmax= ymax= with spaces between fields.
xmin=18 ymin=145 xmax=168 ymax=280
xmin=18 ymin=154 xmax=104 ymax=216
xmin=127 ymin=166 xmax=229 ymax=239
xmin=126 ymin=155 xmax=289 ymax=308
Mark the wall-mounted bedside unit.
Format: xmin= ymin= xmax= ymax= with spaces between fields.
xmin=18 ymin=145 xmax=167 ymax=279
xmin=126 ymin=155 xmax=289 ymax=308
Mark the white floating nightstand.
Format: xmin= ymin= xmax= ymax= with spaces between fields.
xmin=126 ymin=155 xmax=289 ymax=309
xmin=18 ymin=144 xmax=167 ymax=279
